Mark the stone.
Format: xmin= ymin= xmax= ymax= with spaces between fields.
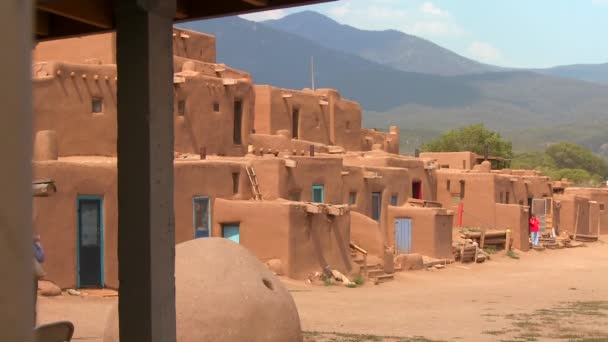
xmin=38 ymin=280 xmax=61 ymax=296
xmin=103 ymin=238 xmax=302 ymax=342
xmin=265 ymin=258 xmax=283 ymax=276
xmin=67 ymin=289 xmax=80 ymax=296
xmin=433 ymin=264 xmax=445 ymax=270
xmin=395 ymin=253 xmax=424 ymax=271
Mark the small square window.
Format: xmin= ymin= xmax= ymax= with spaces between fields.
xmin=213 ymin=102 xmax=220 ymax=112
xmin=600 ymin=204 xmax=605 ymax=211
xmin=349 ymin=192 xmax=357 ymax=205
xmin=92 ymin=97 xmax=103 ymax=113
xmin=447 ymin=180 xmax=451 ymax=191
xmin=177 ymin=100 xmax=186 ymax=116
xmin=391 ymin=194 xmax=398 ymax=206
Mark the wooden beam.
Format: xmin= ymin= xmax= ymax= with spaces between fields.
xmin=242 ymin=0 xmax=269 ymax=6
xmin=37 ymin=0 xmax=113 ymax=29
xmin=34 ymin=10 xmax=50 ymax=36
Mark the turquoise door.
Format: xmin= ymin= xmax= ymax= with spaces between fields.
xmin=77 ymin=196 xmax=104 ymax=288
xmin=395 ymin=218 xmax=412 ymax=254
xmin=222 ymin=224 xmax=240 ymax=243
xmin=312 ymin=184 xmax=324 ymax=203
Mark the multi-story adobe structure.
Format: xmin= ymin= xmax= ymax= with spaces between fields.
xmin=32 ymin=28 xmax=452 ymax=289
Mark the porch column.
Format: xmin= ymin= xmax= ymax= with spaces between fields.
xmin=0 ymin=0 xmax=34 ymax=341
xmin=115 ymin=1 xmax=176 ymax=341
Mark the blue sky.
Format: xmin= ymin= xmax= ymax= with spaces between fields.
xmin=241 ymin=0 xmax=608 ymax=68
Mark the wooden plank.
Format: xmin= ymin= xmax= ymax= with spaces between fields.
xmin=37 ymin=0 xmax=113 ymax=29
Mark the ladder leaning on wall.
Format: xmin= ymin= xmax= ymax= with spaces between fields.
xmin=246 ymin=165 xmax=263 ymax=201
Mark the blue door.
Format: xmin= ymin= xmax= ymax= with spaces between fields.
xmin=395 ymin=218 xmax=412 ymax=254
xmin=77 ymin=196 xmax=104 ymax=288
xmin=222 ymin=224 xmax=240 ymax=243
xmin=193 ymin=197 xmax=210 ymax=238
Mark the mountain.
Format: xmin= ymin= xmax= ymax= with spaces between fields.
xmin=535 ymin=63 xmax=608 ymax=85
xmin=178 ymin=16 xmax=608 ymax=153
xmin=262 ymin=11 xmax=501 ymax=76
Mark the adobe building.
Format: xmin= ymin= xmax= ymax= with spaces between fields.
xmin=31 ymin=27 xmax=459 ymax=290
xmin=562 ymin=188 xmax=607 ymax=234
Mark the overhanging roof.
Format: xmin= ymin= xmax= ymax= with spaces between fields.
xmin=35 ymin=0 xmax=335 ymax=41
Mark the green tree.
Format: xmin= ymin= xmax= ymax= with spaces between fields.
xmin=545 ymin=142 xmax=608 ymax=178
xmin=421 ymin=123 xmax=513 ymax=158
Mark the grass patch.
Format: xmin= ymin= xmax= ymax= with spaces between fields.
xmin=507 ymin=250 xmax=520 ymax=259
xmin=483 ymin=330 xmax=509 ymax=336
xmin=303 ymin=332 xmax=445 ymax=342
xmin=345 ymin=283 xmax=358 ymax=288
xmin=323 ymin=278 xmax=337 ymax=286
xmin=353 ymin=275 xmax=365 ymax=286
xmin=483 ymin=246 xmax=496 ymax=254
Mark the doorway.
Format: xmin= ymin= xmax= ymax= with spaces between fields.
xmin=77 ymin=196 xmax=103 ymax=288
xmin=193 ymin=197 xmax=210 ymax=238
xmin=395 ymin=218 xmax=412 ymax=254
xmin=233 ymin=100 xmax=243 ymax=145
xmin=372 ymin=192 xmax=382 ymax=222
xmin=412 ymin=181 xmax=422 ymax=200
xmin=222 ymin=224 xmax=240 ymax=243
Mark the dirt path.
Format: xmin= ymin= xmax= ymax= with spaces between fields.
xmin=38 ymin=239 xmax=608 ymax=341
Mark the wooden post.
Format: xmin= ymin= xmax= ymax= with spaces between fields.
xmin=505 ymin=229 xmax=512 ymax=252
xmin=480 ymin=229 xmax=486 ymax=249
xmin=573 ymin=203 xmax=580 ymax=240
xmin=199 ymin=147 xmax=206 ymax=160
xmin=457 ymin=202 xmax=464 ymax=227
xmin=309 ymin=145 xmax=315 ymax=157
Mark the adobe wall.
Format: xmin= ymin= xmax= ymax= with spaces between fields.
xmin=564 ymin=188 xmax=608 ymax=234
xmin=589 ymin=202 xmax=601 ymax=236
xmin=495 ymin=203 xmax=530 ymax=251
xmin=173 ymin=160 xmax=253 ymax=244
xmin=555 ymin=195 xmax=590 ymax=236
xmin=248 ymin=133 xmax=330 ymax=155
xmin=386 ymin=205 xmax=454 ymax=259
xmin=212 ymin=199 xmax=352 ymax=279
xmin=254 ymin=85 xmax=331 ymax=145
xmin=34 ymin=28 xmax=216 ymax=64
xmin=33 ymin=62 xmax=118 ymax=157
xmin=316 ymin=88 xmax=362 ymax=151
xmin=420 ymin=152 xmax=477 ymax=170
xmin=32 ymin=159 xmax=118 ymax=289
xmin=436 ymin=171 xmax=497 ymax=229
xmin=173 ymin=74 xmax=254 ymax=156
xmin=360 ymin=128 xmax=399 ymax=154
xmin=284 ymin=156 xmax=344 ymax=204
xmin=173 ymin=56 xmax=251 ymax=81
xmin=350 ymin=211 xmax=384 ymax=257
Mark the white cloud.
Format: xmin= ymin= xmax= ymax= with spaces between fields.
xmin=420 ymin=2 xmax=448 ymax=17
xmin=468 ymin=41 xmax=502 ymax=62
xmin=239 ymin=9 xmax=287 ymax=22
xmin=328 ymin=3 xmax=351 ymax=18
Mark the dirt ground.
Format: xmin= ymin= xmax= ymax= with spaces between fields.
xmin=39 ymin=238 xmax=608 ymax=342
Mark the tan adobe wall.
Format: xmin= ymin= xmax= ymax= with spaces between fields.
xmin=495 ymin=203 xmax=530 ymax=251
xmin=34 ymin=28 xmax=216 ymax=64
xmin=32 ymin=159 xmax=118 ymax=289
xmin=285 ymin=156 xmax=344 ymax=204
xmin=174 ymin=56 xmax=251 ymax=81
xmin=387 ymin=205 xmax=454 ymax=259
xmin=315 ymin=88 xmax=362 ymax=151
xmin=350 ymin=211 xmax=384 ymax=257
xmin=555 ymin=194 xmax=591 ymax=236
xmin=212 ymin=199 xmax=352 ymax=279
xmin=420 ymin=152 xmax=477 ymax=170
xmin=174 ymin=74 xmax=254 ymax=156
xmin=564 ymin=188 xmax=608 ymax=234
xmin=33 ymin=62 xmax=118 ymax=157
xmin=360 ymin=128 xmax=399 ymax=154
xmin=33 ymin=61 xmax=254 ymax=158
xmin=248 ymin=133 xmax=330 ymax=155
xmin=254 ymin=85 xmax=332 ymax=145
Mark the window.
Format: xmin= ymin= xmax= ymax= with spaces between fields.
xmin=289 ymin=191 xmax=301 ymax=201
xmin=233 ymin=100 xmax=243 ymax=145
xmin=506 ymin=192 xmax=510 ymax=204
xmin=292 ymin=108 xmax=299 ymax=139
xmin=447 ymin=180 xmax=451 ymax=191
xmin=232 ymin=172 xmax=239 ymax=194
xmin=346 ymin=121 xmax=351 ymax=131
xmin=600 ymin=204 xmax=605 ymax=211
xmin=312 ymin=184 xmax=324 ymax=203
xmin=412 ymin=181 xmax=422 ymax=200
xmin=372 ymin=192 xmax=382 ymax=222
xmin=177 ymin=100 xmax=185 ymax=116
xmin=391 ymin=194 xmax=398 ymax=206
xmin=349 ymin=192 xmax=357 ymax=205
xmin=92 ymin=97 xmax=103 ymax=113
xmin=499 ymin=192 xmax=504 ymax=204
xmin=213 ymin=101 xmax=220 ymax=112
xmin=460 ymin=180 xmax=466 ymax=199
xmin=193 ymin=197 xmax=210 ymax=238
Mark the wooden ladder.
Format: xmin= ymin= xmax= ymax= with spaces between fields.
xmin=246 ymin=165 xmax=262 ymax=201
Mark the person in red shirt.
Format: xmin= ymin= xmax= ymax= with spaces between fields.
xmin=529 ymin=214 xmax=540 ymax=247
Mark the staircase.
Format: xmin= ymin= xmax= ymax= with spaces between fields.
xmin=245 ymin=165 xmax=262 ymax=201
xmin=350 ymin=242 xmax=394 ymax=284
